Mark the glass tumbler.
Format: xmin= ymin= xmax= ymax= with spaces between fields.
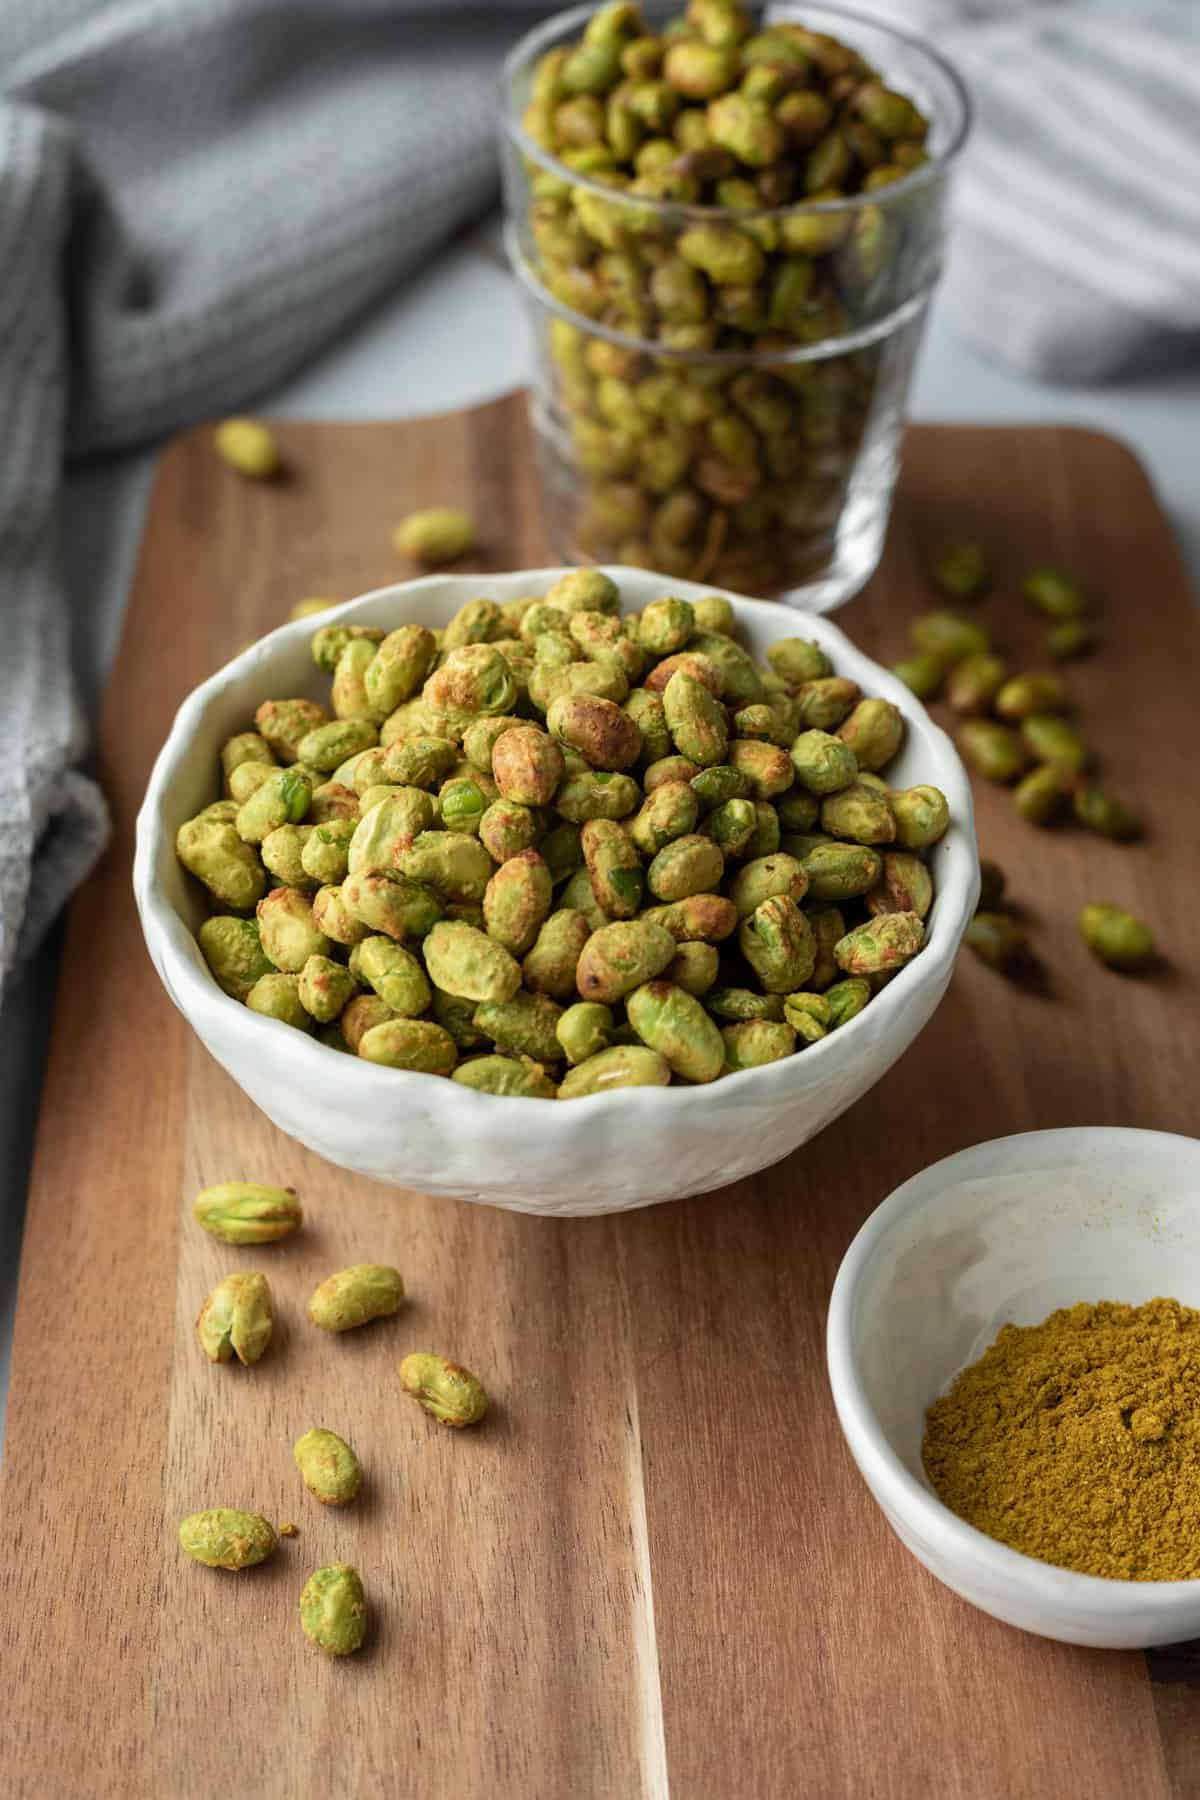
xmin=501 ymin=2 xmax=970 ymax=612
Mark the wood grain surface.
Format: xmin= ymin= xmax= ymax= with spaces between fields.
xmin=2 ymin=399 xmax=1197 ymax=1800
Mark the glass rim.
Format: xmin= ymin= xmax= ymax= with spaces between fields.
xmin=500 ymin=0 xmax=973 ymax=223
xmin=504 ymin=219 xmax=937 ymax=365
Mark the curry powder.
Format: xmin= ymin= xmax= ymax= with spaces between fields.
xmin=922 ymin=1298 xmax=1200 ymax=1580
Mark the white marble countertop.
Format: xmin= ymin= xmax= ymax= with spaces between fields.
xmin=1 ymin=223 xmax=1196 ymax=1446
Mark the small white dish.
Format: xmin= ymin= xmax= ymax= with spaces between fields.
xmin=133 ymin=567 xmax=977 ymax=1216
xmin=828 ymin=1127 xmax=1200 ymax=1648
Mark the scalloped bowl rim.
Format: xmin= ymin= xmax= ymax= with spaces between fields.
xmin=133 ymin=568 xmax=978 ymax=1159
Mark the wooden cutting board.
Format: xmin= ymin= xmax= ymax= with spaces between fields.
xmin=3 ymin=398 xmax=1198 ymax=1800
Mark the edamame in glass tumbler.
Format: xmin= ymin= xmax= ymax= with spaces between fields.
xmin=502 ymin=1 xmax=969 ymax=611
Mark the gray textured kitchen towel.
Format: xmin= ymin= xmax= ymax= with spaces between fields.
xmin=0 ymin=0 xmax=545 ymax=995
xmin=1 ymin=1 xmax=1197 ymax=995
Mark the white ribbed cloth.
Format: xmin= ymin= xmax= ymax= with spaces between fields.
xmin=1 ymin=0 xmax=1197 ymax=994
xmin=871 ymin=0 xmax=1200 ymax=380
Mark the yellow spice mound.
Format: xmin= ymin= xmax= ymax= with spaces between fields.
xmin=923 ymin=1298 xmax=1200 ymax=1581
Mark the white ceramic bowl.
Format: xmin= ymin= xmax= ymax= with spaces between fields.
xmin=134 ymin=567 xmax=977 ymax=1216
xmin=828 ymin=1127 xmax=1200 ymax=1648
